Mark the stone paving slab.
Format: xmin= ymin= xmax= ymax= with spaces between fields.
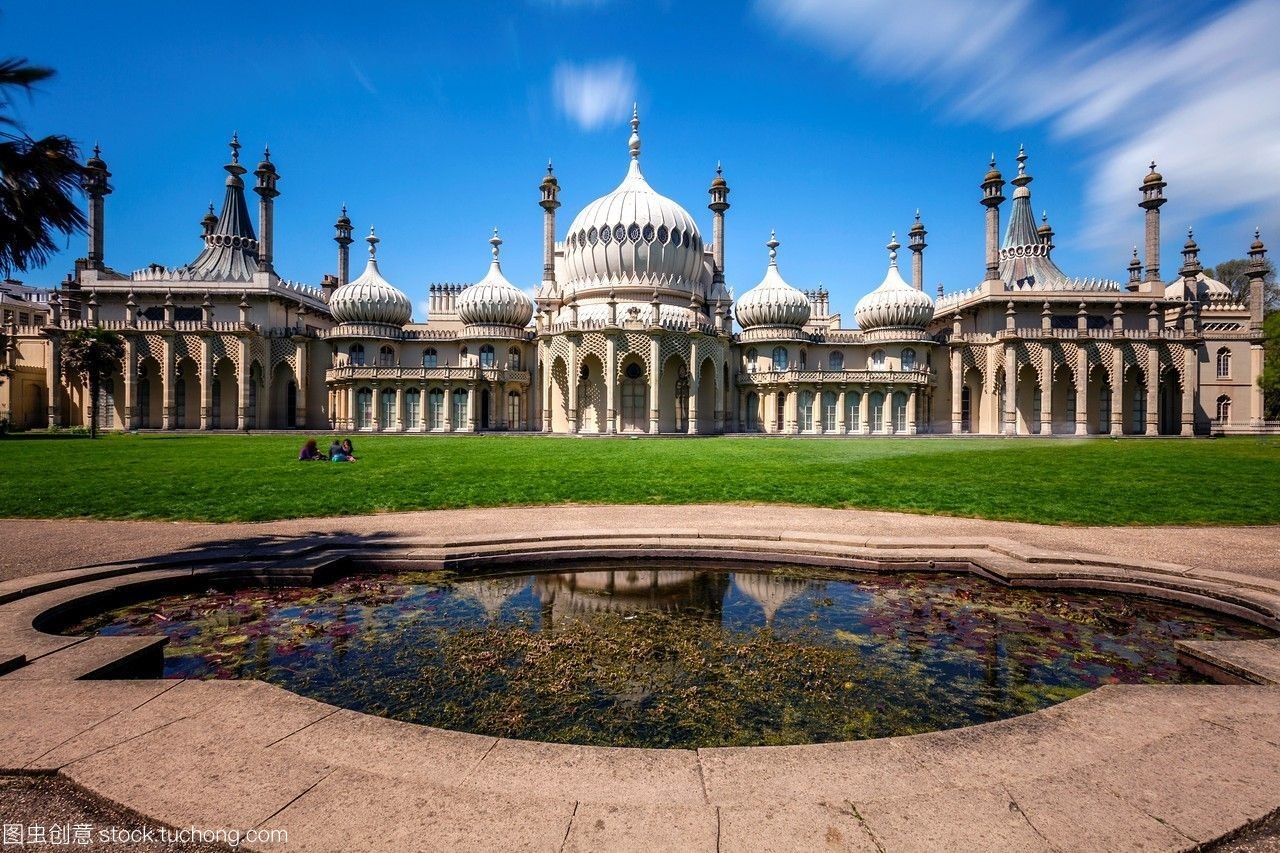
xmin=1179 ymin=638 xmax=1280 ymax=685
xmin=562 ymin=803 xmax=719 ymax=853
xmin=0 ymin=635 xmax=165 ymax=680
xmin=62 ymin=715 xmax=335 ymax=830
xmin=1005 ymin=772 xmax=1196 ymax=852
xmin=853 ymin=785 xmax=1053 ymax=852
xmin=716 ymin=803 xmax=878 ymax=852
xmin=462 ymin=738 xmax=706 ymax=806
xmin=0 ymin=679 xmax=172 ymax=770
xmin=256 ymin=766 xmax=576 ymax=853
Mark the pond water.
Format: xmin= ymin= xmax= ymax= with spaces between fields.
xmin=66 ymin=564 xmax=1273 ymax=748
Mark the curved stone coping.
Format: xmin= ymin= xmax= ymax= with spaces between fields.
xmin=2 ymin=530 xmax=1280 ymax=849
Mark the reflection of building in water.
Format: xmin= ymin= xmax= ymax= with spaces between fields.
xmin=533 ymin=568 xmax=730 ymax=629
xmin=732 ymin=573 xmax=814 ymax=626
xmin=461 ymin=575 xmax=527 ymax=620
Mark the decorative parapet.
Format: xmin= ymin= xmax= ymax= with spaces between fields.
xmin=325 ymin=365 xmax=531 ymax=384
xmin=737 ymin=366 xmax=936 ymax=387
xmin=44 ymin=319 xmax=257 ymax=334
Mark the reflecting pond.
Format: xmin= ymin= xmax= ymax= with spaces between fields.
xmin=66 ymin=565 xmax=1274 ymax=748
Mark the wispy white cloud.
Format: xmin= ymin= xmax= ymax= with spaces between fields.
xmin=552 ymin=59 xmax=635 ymax=131
xmin=758 ymin=0 xmax=1280 ymax=254
xmin=416 ymin=299 xmax=430 ymax=321
xmin=348 ymin=59 xmax=377 ymax=95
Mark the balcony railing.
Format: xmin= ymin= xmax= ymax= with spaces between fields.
xmin=737 ymin=367 xmax=936 ymax=386
xmin=326 ymin=365 xmax=531 ymax=384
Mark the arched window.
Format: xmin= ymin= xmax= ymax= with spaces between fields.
xmin=405 ymin=388 xmax=421 ymax=428
xmin=871 ymin=349 xmax=886 ymax=369
xmin=427 ymin=389 xmax=445 ymax=430
xmin=798 ymin=390 xmax=814 ymax=432
xmin=828 ymin=351 xmax=844 ymax=371
xmin=379 ymin=388 xmax=396 ymax=428
xmin=349 ymin=344 xmax=365 ymax=366
xmin=356 ymin=387 xmax=373 ymax=429
xmin=479 ymin=345 xmax=495 ymax=368
xmin=771 ymin=346 xmax=788 ymax=371
xmin=1216 ymin=347 xmax=1231 ymax=379
xmin=507 ymin=391 xmax=521 ymax=427
xmin=422 ymin=348 xmax=438 ymax=369
xmin=378 ymin=345 xmax=395 ymax=367
xmin=452 ymin=388 xmax=468 ymax=427
xmin=869 ymin=391 xmax=885 ymax=431
xmin=507 ymin=347 xmax=521 ymax=370
xmin=901 ymin=348 xmax=916 ymax=370
xmin=746 ymin=348 xmax=758 ymax=373
xmin=1216 ymin=394 xmax=1231 ymax=424
xmin=846 ymin=391 xmax=862 ymax=432
xmin=892 ymin=392 xmax=908 ymax=432
xmin=1131 ymin=384 xmax=1147 ymax=433
xmin=822 ymin=391 xmax=838 ymax=431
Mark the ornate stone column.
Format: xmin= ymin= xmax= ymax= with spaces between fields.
xmin=950 ymin=348 xmax=963 ymax=433
xmin=907 ymin=386 xmax=918 ymax=435
xmin=1110 ymin=347 xmax=1125 ymax=435
xmin=687 ymin=337 xmax=700 ymax=435
xmin=162 ymin=335 xmax=175 ymax=430
xmin=371 ymin=383 xmax=382 ymax=432
xmin=567 ymin=337 xmax=579 ymax=434
xmin=1182 ymin=345 xmax=1197 ymax=436
xmin=467 ymin=383 xmax=477 ymax=432
xmin=122 ymin=336 xmax=137 ymax=430
xmin=295 ymin=342 xmax=309 ymax=428
xmin=237 ymin=338 xmax=250 ymax=430
xmin=836 ymin=387 xmax=847 ymax=434
xmin=395 ymin=383 xmax=405 ymax=432
xmin=1145 ymin=343 xmax=1159 ymax=436
xmin=46 ymin=335 xmax=62 ymax=428
xmin=1074 ymin=347 xmax=1088 ymax=436
xmin=443 ymin=384 xmax=453 ymax=432
xmin=1002 ymin=344 xmax=1016 ymax=436
xmin=605 ymin=335 xmax=617 ymax=434
xmin=885 ymin=385 xmax=896 ymax=436
xmin=859 ymin=386 xmax=870 ymax=435
xmin=1039 ymin=357 xmax=1052 ymax=435
xmin=200 ymin=337 xmax=213 ymax=429
xmin=648 ymin=335 xmax=660 ymax=434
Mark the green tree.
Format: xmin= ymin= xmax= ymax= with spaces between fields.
xmin=59 ymin=327 xmax=124 ymax=438
xmin=1213 ymin=257 xmax=1278 ymax=310
xmin=1263 ymin=312 xmax=1280 ymax=421
xmin=0 ymin=58 xmax=90 ymax=276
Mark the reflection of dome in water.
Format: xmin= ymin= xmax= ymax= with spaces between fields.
xmin=533 ymin=569 xmax=729 ymax=621
xmin=733 ymin=573 xmax=812 ymax=625
xmin=463 ymin=576 xmax=526 ymax=619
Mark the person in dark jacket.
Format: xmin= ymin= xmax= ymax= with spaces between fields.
xmin=298 ymin=439 xmax=325 ymax=461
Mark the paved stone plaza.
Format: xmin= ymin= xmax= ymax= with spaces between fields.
xmin=1 ymin=505 xmax=1279 ymax=851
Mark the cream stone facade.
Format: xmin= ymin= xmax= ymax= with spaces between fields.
xmin=0 ymin=118 xmax=1270 ymax=436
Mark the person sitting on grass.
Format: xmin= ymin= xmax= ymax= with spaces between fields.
xmin=328 ymin=439 xmax=353 ymax=462
xmin=298 ymin=438 xmax=326 ymax=461
xmin=341 ymin=438 xmax=358 ymax=461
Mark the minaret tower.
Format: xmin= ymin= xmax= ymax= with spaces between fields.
xmin=334 ymin=205 xmax=353 ymax=286
xmin=980 ymin=155 xmax=1006 ymax=284
xmin=708 ymin=161 xmax=730 ymax=288
xmin=1128 ymin=247 xmax=1143 ymax=286
xmin=84 ymin=144 xmax=111 ymax=270
xmin=539 ymin=160 xmax=560 ymax=296
xmin=1248 ymin=229 xmax=1268 ymax=424
xmin=201 ymin=203 xmax=218 ymax=239
xmin=253 ymin=146 xmax=280 ymax=273
xmin=1139 ymin=161 xmax=1167 ymax=285
xmin=908 ymin=210 xmax=926 ymax=290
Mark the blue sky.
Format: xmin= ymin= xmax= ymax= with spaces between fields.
xmin=8 ymin=0 xmax=1277 ymax=320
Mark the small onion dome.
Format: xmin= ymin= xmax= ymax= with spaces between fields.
xmin=710 ymin=161 xmax=727 ymax=188
xmin=855 ymin=233 xmax=935 ymax=332
xmin=86 ymin=143 xmax=107 ymax=172
xmin=1251 ymin=227 xmax=1265 ymax=252
xmin=983 ymin=155 xmax=1002 ymax=183
xmin=456 ymin=228 xmax=535 ymax=328
xmin=735 ymin=231 xmax=811 ymax=329
xmin=328 ymin=227 xmax=412 ymax=326
xmin=1143 ymin=161 xmax=1164 ymax=185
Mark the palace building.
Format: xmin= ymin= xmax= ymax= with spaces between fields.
xmin=0 ymin=112 xmax=1270 ymax=436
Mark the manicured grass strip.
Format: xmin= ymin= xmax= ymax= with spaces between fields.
xmin=1 ymin=433 xmax=1277 ymax=525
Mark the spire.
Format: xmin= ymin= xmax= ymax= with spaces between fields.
xmin=1011 ymin=143 xmax=1032 ymax=188
xmin=489 ymin=226 xmax=503 ymax=266
xmin=628 ymin=103 xmax=641 ymax=160
xmin=367 ymin=226 xmax=380 ymax=259
xmin=887 ymin=232 xmax=900 ymax=266
xmin=767 ymin=229 xmax=779 ymax=265
xmin=183 ymin=133 xmax=259 ymax=280
xmin=1180 ymin=226 xmax=1202 ymax=276
xmin=1128 ymin=246 xmax=1143 ymax=284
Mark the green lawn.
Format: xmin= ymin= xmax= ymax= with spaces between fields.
xmin=2 ymin=433 xmax=1277 ymax=525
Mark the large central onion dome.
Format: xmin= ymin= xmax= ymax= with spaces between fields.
xmin=456 ymin=229 xmax=535 ymax=328
xmin=328 ymin=227 xmax=412 ymax=327
xmin=855 ymin=233 xmax=934 ymax=333
xmin=562 ymin=107 xmax=704 ymax=294
xmin=735 ymin=231 xmax=811 ymax=330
